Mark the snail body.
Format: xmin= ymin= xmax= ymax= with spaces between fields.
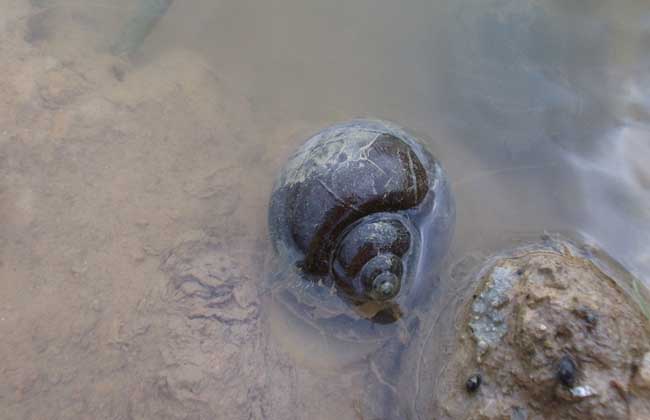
xmin=268 ymin=120 xmax=454 ymax=323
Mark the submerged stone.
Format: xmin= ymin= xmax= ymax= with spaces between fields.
xmin=398 ymin=236 xmax=650 ymax=420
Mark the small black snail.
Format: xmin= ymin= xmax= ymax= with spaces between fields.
xmin=268 ymin=120 xmax=455 ymax=322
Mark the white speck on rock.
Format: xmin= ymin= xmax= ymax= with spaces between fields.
xmin=570 ymin=385 xmax=597 ymax=399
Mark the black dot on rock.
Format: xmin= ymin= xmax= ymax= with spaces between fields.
xmin=557 ymin=355 xmax=577 ymax=387
xmin=466 ymin=374 xmax=482 ymax=393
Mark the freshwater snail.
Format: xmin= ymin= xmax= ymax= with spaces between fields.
xmin=268 ymin=119 xmax=455 ymax=323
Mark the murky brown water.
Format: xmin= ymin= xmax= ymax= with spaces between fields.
xmin=1 ymin=1 xmax=649 ymax=419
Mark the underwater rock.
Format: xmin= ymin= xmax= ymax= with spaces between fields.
xmin=398 ymin=236 xmax=650 ymax=419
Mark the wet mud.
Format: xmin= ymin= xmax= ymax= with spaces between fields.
xmin=0 ymin=3 xmax=379 ymax=418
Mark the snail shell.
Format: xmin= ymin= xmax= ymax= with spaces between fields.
xmin=269 ymin=120 xmax=454 ymax=312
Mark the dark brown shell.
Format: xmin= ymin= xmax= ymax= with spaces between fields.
xmin=268 ymin=119 xmax=454 ymax=313
xmin=283 ymin=132 xmax=429 ymax=274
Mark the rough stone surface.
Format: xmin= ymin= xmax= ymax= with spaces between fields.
xmin=433 ymin=242 xmax=650 ymax=419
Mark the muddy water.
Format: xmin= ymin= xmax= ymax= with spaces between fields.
xmin=1 ymin=1 xmax=649 ymax=419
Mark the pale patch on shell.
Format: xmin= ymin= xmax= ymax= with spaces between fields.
xmin=280 ymin=120 xmax=413 ymax=186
